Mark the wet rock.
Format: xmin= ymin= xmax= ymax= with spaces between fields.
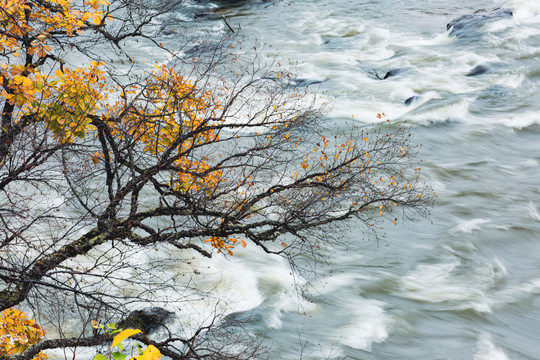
xmin=380 ymin=67 xmax=412 ymax=80
xmin=118 ymin=307 xmax=174 ymax=334
xmin=447 ymin=8 xmax=513 ymax=36
xmin=466 ymin=64 xmax=490 ymax=76
xmin=405 ymin=96 xmax=422 ymax=106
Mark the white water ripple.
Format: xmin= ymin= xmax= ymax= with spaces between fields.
xmin=397 ymin=259 xmax=508 ymax=313
xmin=451 ymin=218 xmax=491 ymax=233
xmin=474 ymin=334 xmax=510 ymax=360
xmin=332 ymin=298 xmax=390 ymax=351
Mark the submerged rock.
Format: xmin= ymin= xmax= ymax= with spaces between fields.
xmin=183 ymin=36 xmax=235 ymax=58
xmin=158 ymin=25 xmax=177 ymax=36
xmin=289 ymin=78 xmax=325 ymax=87
xmin=359 ymin=65 xmax=413 ymax=81
xmin=380 ymin=67 xmax=412 ymax=80
xmin=260 ymin=76 xmax=325 ymax=87
xmin=405 ymin=95 xmax=422 ymax=106
xmin=184 ymin=42 xmax=223 ymax=58
xmin=447 ymin=8 xmax=513 ymax=36
xmin=194 ymin=12 xmax=210 ymax=19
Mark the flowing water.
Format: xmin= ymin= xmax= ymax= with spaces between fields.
xmin=113 ymin=0 xmax=540 ymax=358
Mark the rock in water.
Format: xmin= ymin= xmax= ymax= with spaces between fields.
xmin=381 ymin=67 xmax=412 ymax=80
xmin=405 ymin=96 xmax=422 ymax=106
xmin=289 ymin=78 xmax=325 ymax=87
xmin=260 ymin=76 xmax=325 ymax=87
xmin=466 ymin=65 xmax=490 ymax=76
xmin=447 ymin=8 xmax=513 ymax=36
xmin=118 ymin=307 xmax=174 ymax=334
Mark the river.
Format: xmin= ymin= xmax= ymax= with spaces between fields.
xmin=120 ymin=0 xmax=540 ymax=358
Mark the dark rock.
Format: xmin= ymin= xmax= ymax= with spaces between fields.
xmin=466 ymin=64 xmax=490 ymax=76
xmin=405 ymin=96 xmax=422 ymax=106
xmin=118 ymin=307 xmax=174 ymax=334
xmin=381 ymin=67 xmax=412 ymax=80
xmin=447 ymin=8 xmax=513 ymax=36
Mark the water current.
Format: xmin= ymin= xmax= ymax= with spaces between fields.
xmin=103 ymin=0 xmax=540 ymax=358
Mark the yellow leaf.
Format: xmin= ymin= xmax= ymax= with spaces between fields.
xmin=132 ymin=345 xmax=161 ymax=360
xmin=240 ymin=239 xmax=247 ymax=248
xmin=111 ymin=329 xmax=141 ymax=348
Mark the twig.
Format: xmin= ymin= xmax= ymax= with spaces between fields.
xmin=222 ymin=15 xmax=235 ymax=33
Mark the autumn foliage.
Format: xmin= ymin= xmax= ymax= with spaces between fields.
xmin=0 ymin=308 xmax=46 ymax=359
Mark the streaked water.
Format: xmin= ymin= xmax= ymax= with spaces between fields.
xmin=154 ymin=0 xmax=540 ymax=358
xmin=44 ymin=0 xmax=540 ymax=359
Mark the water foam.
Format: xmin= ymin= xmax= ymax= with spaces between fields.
xmin=497 ymin=277 xmax=540 ymax=305
xmin=512 ymin=0 xmax=540 ymax=22
xmin=331 ymin=298 xmax=390 ymax=351
xmin=527 ymin=202 xmax=540 ymax=221
xmin=398 ymin=259 xmax=508 ymax=313
xmin=474 ymin=334 xmax=510 ymax=360
xmin=451 ymin=218 xmax=492 ymax=233
xmin=497 ymin=110 xmax=540 ymax=128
